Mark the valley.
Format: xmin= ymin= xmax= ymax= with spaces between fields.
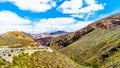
xmin=0 ymin=13 xmax=120 ymax=68
xmin=0 ymin=0 xmax=120 ymax=67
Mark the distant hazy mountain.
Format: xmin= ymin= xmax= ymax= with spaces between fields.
xmin=30 ymin=31 xmax=67 ymax=39
xmin=30 ymin=31 xmax=67 ymax=46
xmin=50 ymin=31 xmax=67 ymax=35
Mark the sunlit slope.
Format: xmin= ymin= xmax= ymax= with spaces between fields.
xmin=3 ymin=31 xmax=33 ymax=41
xmin=0 ymin=31 xmax=38 ymax=47
xmin=60 ymin=25 xmax=120 ymax=67
xmin=0 ymin=51 xmax=86 ymax=68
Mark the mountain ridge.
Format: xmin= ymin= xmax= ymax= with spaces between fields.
xmin=48 ymin=13 xmax=120 ymax=50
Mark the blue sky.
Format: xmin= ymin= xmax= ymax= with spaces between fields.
xmin=0 ymin=0 xmax=120 ymax=34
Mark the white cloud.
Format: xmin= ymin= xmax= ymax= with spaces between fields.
xmin=0 ymin=25 xmax=33 ymax=34
xmin=33 ymin=17 xmax=76 ymax=33
xmin=65 ymin=21 xmax=92 ymax=31
xmin=0 ymin=0 xmax=107 ymax=34
xmin=71 ymin=14 xmax=84 ymax=18
xmin=33 ymin=17 xmax=92 ymax=33
xmin=0 ymin=10 xmax=31 ymax=25
xmin=57 ymin=0 xmax=83 ymax=14
xmin=85 ymin=0 xmax=96 ymax=5
xmin=0 ymin=0 xmax=106 ymax=20
xmin=57 ymin=0 xmax=105 ymax=19
xmin=79 ymin=4 xmax=104 ymax=13
xmin=0 ymin=10 xmax=93 ymax=34
xmin=0 ymin=10 xmax=32 ymax=34
xmin=0 ymin=0 xmax=56 ymax=12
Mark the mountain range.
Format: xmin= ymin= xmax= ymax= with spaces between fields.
xmin=0 ymin=13 xmax=120 ymax=68
xmin=30 ymin=31 xmax=67 ymax=46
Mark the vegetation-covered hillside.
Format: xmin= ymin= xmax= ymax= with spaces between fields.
xmin=0 ymin=31 xmax=38 ymax=47
xmin=48 ymin=13 xmax=120 ymax=50
xmin=4 ymin=31 xmax=33 ymax=41
xmin=0 ymin=51 xmax=85 ymax=68
xmin=59 ymin=26 xmax=120 ymax=67
xmin=46 ymin=13 xmax=120 ymax=67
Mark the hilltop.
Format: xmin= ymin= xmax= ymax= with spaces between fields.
xmin=0 ymin=31 xmax=38 ymax=48
xmin=3 ymin=31 xmax=34 ymax=41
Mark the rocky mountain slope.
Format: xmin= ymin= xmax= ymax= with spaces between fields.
xmin=60 ymin=26 xmax=120 ymax=67
xmin=48 ymin=13 xmax=120 ymax=68
xmin=48 ymin=13 xmax=120 ymax=50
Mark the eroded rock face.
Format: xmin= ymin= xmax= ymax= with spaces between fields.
xmin=48 ymin=13 xmax=120 ymax=50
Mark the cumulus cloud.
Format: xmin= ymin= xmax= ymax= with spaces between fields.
xmin=0 ymin=10 xmax=31 ymax=25
xmin=0 ymin=0 xmax=106 ymax=20
xmin=0 ymin=25 xmax=33 ymax=34
xmin=57 ymin=0 xmax=83 ymax=14
xmin=0 ymin=0 xmax=56 ymax=12
xmin=33 ymin=17 xmax=92 ymax=33
xmin=85 ymin=0 xmax=96 ymax=5
xmin=0 ymin=10 xmax=92 ymax=34
xmin=0 ymin=10 xmax=32 ymax=34
xmin=0 ymin=0 xmax=101 ymax=34
xmin=33 ymin=17 xmax=76 ymax=33
xmin=57 ymin=0 xmax=105 ymax=19
xmin=0 ymin=10 xmax=93 ymax=34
